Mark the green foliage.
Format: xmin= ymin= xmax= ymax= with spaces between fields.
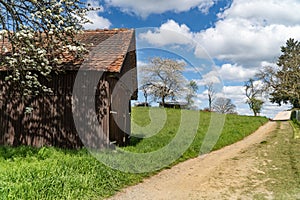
xmin=0 ymin=108 xmax=268 ymax=199
xmin=259 ymin=38 xmax=300 ymax=108
xmin=246 ymin=98 xmax=264 ymax=115
xmin=244 ymin=78 xmax=264 ymax=116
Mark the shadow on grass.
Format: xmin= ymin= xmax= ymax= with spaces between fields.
xmin=0 ymin=145 xmax=89 ymax=160
xmin=127 ymin=135 xmax=144 ymax=147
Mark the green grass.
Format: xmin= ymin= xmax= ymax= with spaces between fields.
xmin=0 ymin=107 xmax=268 ymax=199
xmin=289 ymin=120 xmax=300 ymax=139
xmin=256 ymin=121 xmax=300 ymax=199
xmin=128 ymin=108 xmax=267 ymax=162
xmin=0 ymin=147 xmax=144 ymax=199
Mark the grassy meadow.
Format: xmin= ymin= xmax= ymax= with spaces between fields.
xmin=0 ymin=107 xmax=268 ymax=199
xmin=253 ymin=121 xmax=300 ymax=199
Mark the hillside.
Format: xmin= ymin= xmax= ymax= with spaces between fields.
xmin=0 ymin=108 xmax=268 ymax=199
xmin=110 ymin=121 xmax=300 ymax=200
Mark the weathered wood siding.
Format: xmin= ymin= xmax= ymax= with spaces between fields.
xmin=0 ymin=29 xmax=137 ymax=149
xmin=0 ymin=71 xmax=111 ymax=148
xmin=107 ymin=43 xmax=137 ymax=146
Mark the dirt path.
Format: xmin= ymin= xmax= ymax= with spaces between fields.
xmin=108 ymin=121 xmax=278 ymax=200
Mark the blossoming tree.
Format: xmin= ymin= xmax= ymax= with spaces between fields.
xmin=0 ymin=0 xmax=90 ymax=96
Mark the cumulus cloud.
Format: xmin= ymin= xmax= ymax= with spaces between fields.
xmin=222 ymin=86 xmax=245 ymax=98
xmin=139 ymin=20 xmax=194 ymax=46
xmin=134 ymin=0 xmax=298 ymax=117
xmin=261 ymin=101 xmax=291 ymax=118
xmin=195 ymin=18 xmax=300 ymax=66
xmin=195 ymin=70 xmax=221 ymax=86
xmin=137 ymin=60 xmax=148 ymax=67
xmin=137 ymin=0 xmax=300 ymax=67
xmin=219 ymin=0 xmax=300 ymax=26
xmin=104 ymin=0 xmax=216 ymax=18
xmin=198 ymin=0 xmax=215 ymax=14
xmin=196 ymin=0 xmax=300 ymax=66
xmin=194 ymin=63 xmax=257 ymax=86
xmin=84 ymin=0 xmax=112 ymax=30
xmin=218 ymin=64 xmax=257 ymax=81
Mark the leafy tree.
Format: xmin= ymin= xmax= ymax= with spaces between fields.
xmin=141 ymin=57 xmax=186 ymax=107
xmin=0 ymin=0 xmax=91 ymax=96
xmin=205 ymin=82 xmax=215 ymax=111
xmin=262 ymin=38 xmax=300 ymax=108
xmin=244 ymin=78 xmax=264 ymax=116
xmin=213 ymin=97 xmax=236 ymax=114
xmin=185 ymin=80 xmax=198 ymax=109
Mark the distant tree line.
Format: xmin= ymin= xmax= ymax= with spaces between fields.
xmin=139 ymin=57 xmax=237 ymax=114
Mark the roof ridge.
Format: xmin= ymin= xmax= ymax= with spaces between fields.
xmin=83 ymin=28 xmax=133 ymax=33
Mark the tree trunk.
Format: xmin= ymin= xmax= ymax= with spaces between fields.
xmin=209 ymin=96 xmax=212 ymax=112
xmin=254 ymin=111 xmax=257 ymax=116
xmin=144 ymin=94 xmax=148 ymax=106
xmin=161 ymin=96 xmax=165 ymax=107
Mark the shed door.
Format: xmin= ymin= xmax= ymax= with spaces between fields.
xmin=109 ymin=79 xmax=131 ymax=146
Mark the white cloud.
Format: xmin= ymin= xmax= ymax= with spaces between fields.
xmin=218 ymin=64 xmax=257 ymax=81
xmin=194 ymin=63 xmax=257 ymax=85
xmin=219 ymin=0 xmax=300 ymax=26
xmin=139 ymin=20 xmax=194 ymax=46
xmin=84 ymin=13 xmax=112 ymax=29
xmin=195 ymin=18 xmax=300 ymax=66
xmin=198 ymin=0 xmax=215 ymax=14
xmin=137 ymin=0 xmax=300 ymax=67
xmin=219 ymin=86 xmax=246 ymax=105
xmin=133 ymin=0 xmax=299 ymax=117
xmin=195 ymin=70 xmax=221 ymax=86
xmin=195 ymin=0 xmax=300 ymax=66
xmin=137 ymin=60 xmax=148 ymax=67
xmin=222 ymin=85 xmax=244 ymax=97
xmin=260 ymin=101 xmax=291 ymax=118
xmin=104 ymin=0 xmax=216 ymax=18
xmin=84 ymin=0 xmax=112 ymax=30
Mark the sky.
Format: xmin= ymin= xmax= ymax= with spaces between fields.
xmin=83 ymin=0 xmax=300 ymax=118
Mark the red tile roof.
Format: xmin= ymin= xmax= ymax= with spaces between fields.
xmin=0 ymin=29 xmax=136 ymax=73
xmin=79 ymin=29 xmax=135 ymax=72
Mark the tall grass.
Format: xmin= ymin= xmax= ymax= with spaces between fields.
xmin=290 ymin=119 xmax=300 ymax=139
xmin=0 ymin=146 xmax=144 ymax=199
xmin=0 ymin=107 xmax=268 ymax=199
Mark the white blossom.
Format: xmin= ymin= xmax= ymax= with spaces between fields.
xmin=0 ymin=0 xmax=90 ymax=97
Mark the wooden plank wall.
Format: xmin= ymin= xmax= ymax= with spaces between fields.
xmin=107 ymin=46 xmax=137 ymax=146
xmin=0 ymin=38 xmax=137 ymax=149
xmin=0 ymin=71 xmax=111 ymax=149
xmin=108 ymin=76 xmax=131 ymax=146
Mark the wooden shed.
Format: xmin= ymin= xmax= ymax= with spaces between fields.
xmin=0 ymin=29 xmax=137 ymax=149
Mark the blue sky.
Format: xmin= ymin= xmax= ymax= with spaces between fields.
xmin=84 ymin=0 xmax=300 ymax=118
